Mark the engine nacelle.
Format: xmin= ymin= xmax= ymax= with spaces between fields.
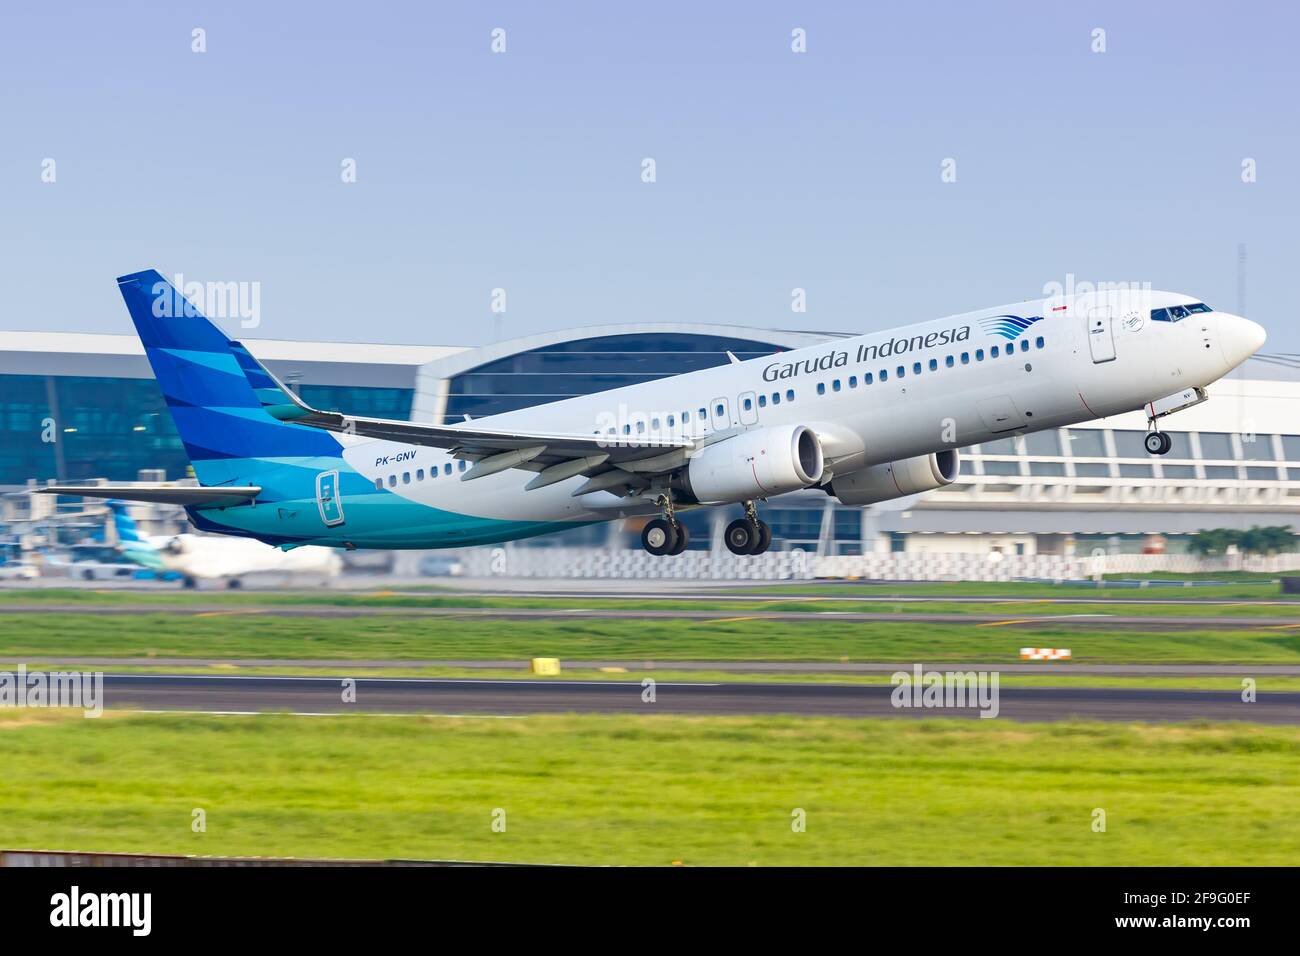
xmin=827 ymin=449 xmax=960 ymax=505
xmin=685 ymin=424 xmax=824 ymax=504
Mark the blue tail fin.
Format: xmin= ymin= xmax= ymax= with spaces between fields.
xmin=117 ymin=270 xmax=339 ymax=484
xmin=106 ymin=499 xmax=142 ymax=544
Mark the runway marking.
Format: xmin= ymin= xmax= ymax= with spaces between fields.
xmin=1261 ymin=623 xmax=1300 ymax=630
xmin=706 ymin=616 xmax=759 ymax=625
xmin=133 ymin=709 xmax=526 ymax=719
xmin=977 ymin=619 xmax=1036 ymax=628
xmin=192 ymin=609 xmax=266 ymax=619
xmin=106 ymin=674 xmax=721 ymax=687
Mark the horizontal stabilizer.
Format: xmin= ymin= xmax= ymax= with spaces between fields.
xmin=34 ymin=485 xmax=261 ymax=507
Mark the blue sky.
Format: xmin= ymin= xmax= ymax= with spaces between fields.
xmin=1 ymin=1 xmax=1295 ymax=348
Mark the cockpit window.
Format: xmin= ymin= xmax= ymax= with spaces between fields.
xmin=1152 ymin=302 xmax=1213 ymax=323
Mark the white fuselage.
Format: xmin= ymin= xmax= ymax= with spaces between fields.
xmin=333 ymin=289 xmax=1264 ymax=528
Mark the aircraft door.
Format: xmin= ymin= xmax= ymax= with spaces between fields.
xmin=709 ymin=397 xmax=731 ymax=431
xmin=316 ymin=470 xmax=345 ymax=527
xmin=1087 ymin=307 xmax=1117 ymax=363
xmin=738 ymin=391 xmax=759 ymax=426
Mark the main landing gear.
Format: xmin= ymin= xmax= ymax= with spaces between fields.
xmin=724 ymin=500 xmax=773 ymax=556
xmin=1145 ymin=427 xmax=1172 ymax=456
xmin=641 ymin=493 xmax=690 ymax=556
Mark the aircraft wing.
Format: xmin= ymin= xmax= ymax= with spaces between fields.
xmin=33 ymin=485 xmax=262 ymax=507
xmin=230 ymin=340 xmax=695 ymax=492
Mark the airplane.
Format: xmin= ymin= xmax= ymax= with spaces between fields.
xmin=105 ymin=500 xmax=342 ymax=588
xmin=39 ymin=269 xmax=1266 ymax=558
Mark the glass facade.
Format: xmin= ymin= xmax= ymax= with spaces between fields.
xmin=0 ymin=374 xmax=412 ymax=485
xmin=444 ymin=333 xmax=788 ymax=420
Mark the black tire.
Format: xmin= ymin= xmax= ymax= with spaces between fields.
xmin=1144 ymin=431 xmax=1165 ymax=455
xmin=183 ymin=577 xmax=198 ymax=589
xmin=750 ymin=520 xmax=773 ymax=555
xmin=1159 ymin=431 xmax=1173 ymax=455
xmin=725 ymin=518 xmax=756 ymax=555
xmin=642 ymin=518 xmax=678 ymax=556
xmin=668 ymin=522 xmax=690 ymax=555
xmin=227 ymin=578 xmax=242 ymax=590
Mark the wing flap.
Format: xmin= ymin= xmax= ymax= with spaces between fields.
xmin=34 ymin=485 xmax=261 ymax=507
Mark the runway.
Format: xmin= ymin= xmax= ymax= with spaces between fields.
xmin=9 ymin=656 xmax=1300 ymax=676
xmin=5 ymin=603 xmax=1299 ymax=629
xmin=88 ymin=673 xmax=1300 ymax=723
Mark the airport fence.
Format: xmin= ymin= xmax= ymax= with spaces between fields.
xmin=457 ymin=547 xmax=1300 ymax=581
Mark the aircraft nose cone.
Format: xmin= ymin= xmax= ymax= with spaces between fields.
xmin=1220 ymin=315 xmax=1267 ymax=369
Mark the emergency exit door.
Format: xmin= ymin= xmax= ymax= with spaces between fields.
xmin=316 ymin=470 xmax=345 ymax=527
xmin=1087 ymin=308 xmax=1116 ymax=363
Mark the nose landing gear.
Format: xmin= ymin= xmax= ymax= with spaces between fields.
xmin=1145 ymin=429 xmax=1172 ymax=456
xmin=724 ymin=500 xmax=773 ymax=556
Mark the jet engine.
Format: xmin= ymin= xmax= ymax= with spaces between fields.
xmin=827 ymin=449 xmax=959 ymax=505
xmin=684 ymin=424 xmax=824 ymax=504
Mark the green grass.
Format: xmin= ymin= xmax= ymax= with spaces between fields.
xmin=4 ymin=587 xmax=1300 ymax=624
xmin=1 ymin=710 xmax=1295 ymax=865
xmin=2 ymin=613 xmax=1299 ymax=663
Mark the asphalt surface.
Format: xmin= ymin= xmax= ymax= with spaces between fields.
xmin=89 ymin=673 xmax=1300 ymax=723
xmin=6 ymin=602 xmax=1300 ymax=629
xmin=9 ymin=656 xmax=1300 ymax=676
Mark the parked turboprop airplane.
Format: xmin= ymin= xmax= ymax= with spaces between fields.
xmin=106 ymin=500 xmax=342 ymax=588
xmin=40 ymin=270 xmax=1265 ymax=557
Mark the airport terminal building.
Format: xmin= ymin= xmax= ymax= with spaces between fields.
xmin=2 ymin=324 xmax=1297 ymax=560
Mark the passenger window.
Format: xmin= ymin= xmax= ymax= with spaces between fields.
xmin=975 ymin=349 xmax=984 ymax=361
xmin=833 ymin=379 xmax=841 ymax=392
xmin=374 ymin=478 xmax=383 ymax=490
xmin=417 ymin=469 xmax=424 ymax=481
xmin=1035 ymin=336 xmax=1045 ymax=349
xmin=897 ymin=366 xmax=905 ymax=378
xmin=758 ymin=394 xmax=767 ymax=407
xmin=771 ymin=393 xmax=781 ymax=405
xmin=912 ymin=362 xmax=921 ymax=375
xmin=388 ymin=475 xmax=396 ymax=487
xmin=1020 ymin=339 xmax=1029 ymax=352
xmin=961 ymin=352 xmax=970 ymax=365
xmin=699 ymin=407 xmax=707 ymax=419
xmin=403 ymin=472 xmax=411 ymax=484
xmin=929 ymin=358 xmax=938 ymax=371
xmin=946 ymin=355 xmax=954 ymax=368
xmin=651 ymin=417 xmax=660 ymax=430
xmin=715 ymin=403 xmax=724 ymax=416
xmin=668 ymin=415 xmax=675 ymax=427
xmin=786 ymin=389 xmax=794 ymax=402
xmin=683 ymin=410 xmax=690 ymax=423
xmin=636 ymin=420 xmax=645 ymax=433
xmin=817 ymin=383 xmax=826 ymax=395
xmin=444 ymin=463 xmax=452 ymax=475
xmin=991 ymin=346 xmax=1000 ymax=358
xmin=880 ymin=369 xmax=888 ymax=381
xmin=864 ymin=372 xmax=873 ymax=384
xmin=848 ymin=376 xmax=857 ymax=388
xmin=458 ymin=460 xmax=466 ymax=471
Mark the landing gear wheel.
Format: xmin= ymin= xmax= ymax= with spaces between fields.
xmin=749 ymin=520 xmax=772 ymax=555
xmin=1145 ymin=431 xmax=1171 ymax=455
xmin=642 ymin=518 xmax=679 ymax=556
xmin=668 ymin=522 xmax=690 ymax=555
xmin=725 ymin=518 xmax=757 ymax=556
